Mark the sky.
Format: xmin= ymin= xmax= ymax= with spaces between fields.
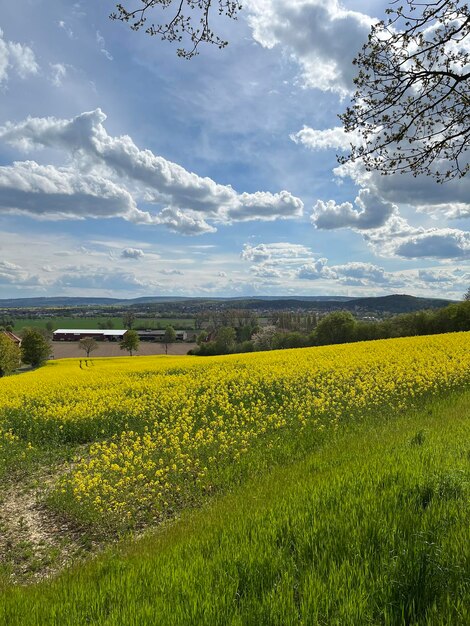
xmin=0 ymin=0 xmax=468 ymax=300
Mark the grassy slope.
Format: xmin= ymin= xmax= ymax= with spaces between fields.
xmin=1 ymin=391 xmax=469 ymax=626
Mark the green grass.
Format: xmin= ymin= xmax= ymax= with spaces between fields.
xmin=12 ymin=317 xmax=196 ymax=331
xmin=1 ymin=390 xmax=469 ymax=625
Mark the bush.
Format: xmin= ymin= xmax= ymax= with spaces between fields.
xmin=194 ymin=341 xmax=218 ymax=356
xmin=21 ymin=328 xmax=51 ymax=367
xmin=273 ymin=332 xmax=308 ymax=350
xmin=0 ymin=334 xmax=21 ymax=376
xmin=313 ymin=311 xmax=357 ymax=346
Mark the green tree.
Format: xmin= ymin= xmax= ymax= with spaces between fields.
xmin=236 ymin=324 xmax=254 ymax=343
xmin=341 ymin=0 xmax=470 ymax=182
xmin=163 ymin=325 xmax=176 ymax=355
xmin=123 ymin=311 xmax=136 ymax=330
xmin=313 ymin=311 xmax=357 ymax=346
xmin=439 ymin=300 xmax=470 ymax=332
xmin=196 ymin=331 xmax=208 ymax=345
xmin=21 ymin=328 xmax=51 ymax=367
xmin=273 ymin=331 xmax=308 ymax=350
xmin=0 ymin=334 xmax=21 ymax=377
xmin=194 ymin=341 xmax=218 ymax=356
xmin=0 ymin=315 xmax=14 ymax=329
xmin=79 ymin=337 xmax=99 ymax=358
xmin=120 ymin=330 xmax=140 ymax=356
xmin=215 ymin=326 xmax=236 ymax=354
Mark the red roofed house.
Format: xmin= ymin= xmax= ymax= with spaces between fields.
xmin=1 ymin=330 xmax=22 ymax=347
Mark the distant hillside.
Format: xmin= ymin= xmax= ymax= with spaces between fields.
xmin=0 ymin=293 xmax=455 ymax=313
xmin=343 ymin=294 xmax=454 ymax=313
xmin=0 ymin=295 xmax=352 ymax=308
xmin=0 ymin=297 xmax=121 ymax=308
xmin=222 ymin=294 xmax=454 ymax=313
xmin=0 ymin=296 xmax=189 ymax=308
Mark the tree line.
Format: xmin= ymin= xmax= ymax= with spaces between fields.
xmin=2 ymin=300 xmax=470 ymax=371
xmin=190 ymin=299 xmax=470 ymax=356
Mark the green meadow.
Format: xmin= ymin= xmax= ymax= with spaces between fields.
xmin=1 ymin=389 xmax=469 ymax=625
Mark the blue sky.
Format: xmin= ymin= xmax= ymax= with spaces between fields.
xmin=0 ymin=0 xmax=468 ymax=300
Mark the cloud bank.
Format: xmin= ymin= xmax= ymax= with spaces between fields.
xmin=313 ymin=188 xmax=397 ymax=230
xmin=242 ymin=240 xmax=470 ymax=293
xmin=246 ymin=0 xmax=373 ymax=96
xmin=291 ymin=126 xmax=360 ymax=151
xmin=0 ymin=29 xmax=39 ymax=83
xmin=0 ymin=109 xmax=304 ymax=234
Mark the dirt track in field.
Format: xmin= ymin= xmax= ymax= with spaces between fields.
xmin=51 ymin=341 xmax=197 ymax=360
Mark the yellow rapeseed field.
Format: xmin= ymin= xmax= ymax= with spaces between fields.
xmin=1 ymin=332 xmax=469 ymax=529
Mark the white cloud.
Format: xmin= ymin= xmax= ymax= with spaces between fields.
xmin=394 ymin=229 xmax=470 ymax=260
xmin=0 ymin=259 xmax=42 ymax=287
xmin=49 ymin=63 xmax=67 ymax=86
xmin=0 ymin=37 xmax=8 ymax=82
xmin=308 ymin=152 xmax=470 ymax=261
xmin=413 ymin=267 xmax=470 ymax=298
xmin=155 ymin=207 xmax=217 ymax=236
xmin=418 ymin=268 xmax=469 ymax=284
xmin=250 ymin=265 xmax=283 ymax=278
xmin=241 ymin=241 xmax=416 ymax=289
xmin=96 ymin=31 xmax=113 ymax=61
xmin=0 ymin=109 xmax=303 ymax=234
xmin=58 ymin=21 xmax=74 ymax=39
xmin=312 ymin=188 xmax=397 ymax=230
xmin=242 ymin=241 xmax=322 ymax=280
xmin=333 ymin=159 xmax=470 ymax=216
xmin=226 ymin=190 xmax=303 ymax=222
xmin=161 ymin=269 xmax=184 ymax=275
xmin=0 ymin=160 xmax=153 ymax=223
xmin=0 ymin=29 xmax=39 ymax=83
xmin=242 ymin=242 xmax=315 ymax=265
xmin=7 ymin=42 xmax=39 ymax=78
xmin=297 ymin=259 xmax=405 ymax=286
xmin=246 ymin=0 xmax=374 ymax=96
xmin=291 ymin=125 xmax=360 ymax=151
xmin=417 ymin=203 xmax=470 ymax=220
xmin=297 ymin=258 xmax=335 ymax=280
xmin=121 ymin=248 xmax=144 ymax=259
xmin=362 ymin=215 xmax=470 ymax=260
xmin=332 ymin=261 xmax=389 ymax=284
xmin=53 ymin=268 xmax=152 ymax=292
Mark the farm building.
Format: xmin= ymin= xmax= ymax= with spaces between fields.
xmin=53 ymin=329 xmax=127 ymax=342
xmin=53 ymin=329 xmax=189 ymax=342
xmin=137 ymin=330 xmax=187 ymax=342
xmin=1 ymin=330 xmax=22 ymax=346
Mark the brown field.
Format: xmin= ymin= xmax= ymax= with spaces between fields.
xmin=51 ymin=341 xmax=197 ymax=360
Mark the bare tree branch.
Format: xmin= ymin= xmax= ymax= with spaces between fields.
xmin=340 ymin=0 xmax=470 ymax=182
xmin=110 ymin=0 xmax=242 ymax=59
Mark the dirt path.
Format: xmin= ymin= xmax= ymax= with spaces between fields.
xmin=0 ymin=473 xmax=89 ymax=583
xmin=2 ymin=344 xmax=198 ymax=581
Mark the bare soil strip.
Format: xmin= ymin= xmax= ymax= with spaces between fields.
xmin=52 ymin=341 xmax=196 ymax=359
xmin=0 ymin=473 xmax=92 ymax=584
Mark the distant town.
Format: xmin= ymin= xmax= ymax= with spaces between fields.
xmin=0 ymin=293 xmax=456 ymax=332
